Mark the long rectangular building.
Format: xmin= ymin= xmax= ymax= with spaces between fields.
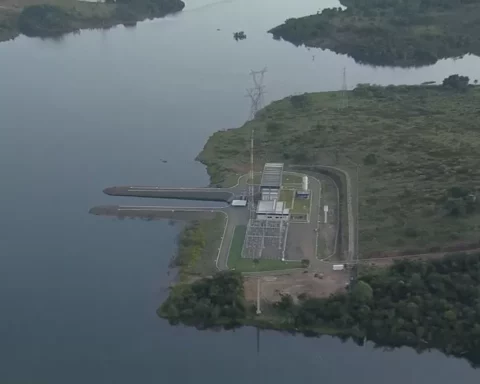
xmin=256 ymin=199 xmax=289 ymax=220
xmin=260 ymin=163 xmax=283 ymax=201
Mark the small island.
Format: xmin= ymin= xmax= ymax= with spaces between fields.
xmin=0 ymin=0 xmax=185 ymax=42
xmin=268 ymin=0 xmax=480 ymax=67
xmin=233 ymin=30 xmax=246 ymax=41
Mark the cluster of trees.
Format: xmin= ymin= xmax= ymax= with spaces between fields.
xmin=173 ymin=221 xmax=206 ymax=275
xmin=442 ymin=185 xmax=478 ymax=217
xmin=442 ymin=74 xmax=470 ymax=90
xmin=159 ymin=253 xmax=480 ymax=364
xmin=268 ymin=0 xmax=480 ymax=67
xmin=17 ymin=0 xmax=185 ymax=37
xmin=273 ymin=252 xmax=480 ymax=365
xmin=158 ymin=271 xmax=247 ymax=328
xmin=17 ymin=5 xmax=73 ymax=37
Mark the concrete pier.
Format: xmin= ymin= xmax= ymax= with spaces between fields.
xmin=103 ymin=186 xmax=237 ymax=203
xmin=89 ymin=205 xmax=224 ymax=220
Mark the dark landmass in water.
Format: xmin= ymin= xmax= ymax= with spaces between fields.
xmin=269 ymin=0 xmax=480 ymax=67
xmin=0 ymin=0 xmax=184 ymax=42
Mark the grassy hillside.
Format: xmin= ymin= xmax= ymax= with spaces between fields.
xmin=198 ymin=81 xmax=480 ymax=257
xmin=269 ymin=0 xmax=480 ymax=67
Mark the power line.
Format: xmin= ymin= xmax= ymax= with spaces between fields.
xmin=245 ymin=68 xmax=267 ymax=219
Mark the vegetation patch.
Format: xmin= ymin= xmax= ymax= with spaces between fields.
xmin=291 ymin=195 xmax=310 ymax=214
xmin=269 ymin=0 xmax=480 ymax=67
xmin=173 ymin=213 xmax=226 ymax=279
xmin=198 ymin=81 xmax=480 ymax=257
xmin=158 ymin=271 xmax=248 ymax=329
xmin=0 ymin=0 xmax=184 ymax=41
xmin=159 ymin=252 xmax=480 ymax=367
xmin=282 ymin=173 xmax=302 ymax=184
xmin=228 ymin=225 xmax=302 ymax=272
xmin=279 ymin=189 xmax=294 ymax=208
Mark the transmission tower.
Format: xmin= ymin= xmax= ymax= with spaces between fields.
xmin=245 ymin=68 xmax=267 ymax=219
xmin=340 ymin=67 xmax=348 ymax=109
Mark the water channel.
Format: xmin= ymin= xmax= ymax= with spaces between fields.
xmin=1 ymin=0 xmax=480 ymax=382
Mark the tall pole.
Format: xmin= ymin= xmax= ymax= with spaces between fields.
xmin=256 ymin=277 xmax=261 ymax=314
xmin=246 ymin=68 xmax=267 ymax=219
xmin=249 ymin=127 xmax=255 ymax=220
xmin=341 ymin=67 xmax=348 ymax=109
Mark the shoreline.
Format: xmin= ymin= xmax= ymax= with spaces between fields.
xmin=0 ymin=0 xmax=185 ymax=43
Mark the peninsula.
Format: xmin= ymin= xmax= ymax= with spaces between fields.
xmin=269 ymin=0 xmax=480 ymax=67
xmin=0 ymin=0 xmax=185 ymax=42
xmin=159 ymin=80 xmax=480 ymax=365
xmin=90 ymin=77 xmax=480 ymax=365
xmin=199 ymin=78 xmax=480 ymax=258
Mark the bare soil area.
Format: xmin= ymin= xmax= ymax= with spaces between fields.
xmin=244 ymin=269 xmax=348 ymax=303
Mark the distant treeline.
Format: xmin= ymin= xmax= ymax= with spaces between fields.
xmin=17 ymin=0 xmax=185 ymax=37
xmin=269 ymin=0 xmax=480 ymax=67
xmin=159 ymin=253 xmax=480 ymax=367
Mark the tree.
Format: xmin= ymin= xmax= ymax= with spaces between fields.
xmin=301 ymin=259 xmax=310 ymax=268
xmin=363 ymin=153 xmax=377 ymax=165
xmin=290 ymin=94 xmax=309 ymax=109
xmin=442 ymin=74 xmax=469 ymax=90
xmin=351 ymin=280 xmax=373 ymax=304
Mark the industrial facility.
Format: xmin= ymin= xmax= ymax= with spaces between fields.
xmin=242 ymin=163 xmax=292 ymax=260
xmin=260 ymin=163 xmax=283 ymax=201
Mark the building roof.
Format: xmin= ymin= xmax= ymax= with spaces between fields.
xmin=260 ymin=163 xmax=284 ymax=188
xmin=231 ymin=199 xmax=247 ymax=207
xmin=256 ymin=200 xmax=289 ymax=215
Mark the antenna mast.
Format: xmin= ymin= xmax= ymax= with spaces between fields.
xmin=246 ymin=68 xmax=267 ymax=219
xmin=341 ymin=67 xmax=348 ymax=109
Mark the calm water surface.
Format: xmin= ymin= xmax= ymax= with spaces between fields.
xmin=1 ymin=0 xmax=480 ymax=382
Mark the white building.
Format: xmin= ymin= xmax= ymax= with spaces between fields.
xmin=296 ymin=175 xmax=310 ymax=199
xmin=260 ymin=163 xmax=283 ymax=201
xmin=256 ymin=199 xmax=290 ymax=220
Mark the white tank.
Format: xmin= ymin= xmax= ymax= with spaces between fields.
xmin=302 ymin=176 xmax=308 ymax=191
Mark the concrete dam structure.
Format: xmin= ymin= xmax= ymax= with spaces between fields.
xmin=89 ymin=205 xmax=222 ymax=221
xmin=103 ymin=186 xmax=238 ymax=203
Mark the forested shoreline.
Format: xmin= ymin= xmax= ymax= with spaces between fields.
xmin=0 ymin=0 xmax=185 ymax=42
xmin=159 ymin=253 xmax=480 ymax=367
xmin=269 ymin=0 xmax=480 ymax=67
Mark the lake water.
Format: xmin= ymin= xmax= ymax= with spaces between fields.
xmin=1 ymin=0 xmax=480 ymax=382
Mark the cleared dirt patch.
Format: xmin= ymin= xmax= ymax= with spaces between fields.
xmin=244 ymin=269 xmax=348 ymax=303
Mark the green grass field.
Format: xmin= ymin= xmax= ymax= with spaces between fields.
xmin=227 ymin=226 xmax=302 ymax=272
xmin=279 ymin=189 xmax=294 ymax=208
xmin=291 ymin=196 xmax=311 ymax=214
xmin=198 ymin=84 xmax=480 ymax=257
xmin=283 ymin=173 xmax=302 ymax=184
xmin=246 ymin=172 xmax=304 ymax=186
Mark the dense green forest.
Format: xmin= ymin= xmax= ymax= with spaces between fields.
xmin=158 ymin=271 xmax=247 ymax=328
xmin=277 ymin=252 xmax=480 ymax=365
xmin=160 ymin=253 xmax=480 ymax=366
xmin=198 ymin=79 xmax=480 ymax=256
xmin=14 ymin=0 xmax=184 ymax=38
xmin=269 ymin=0 xmax=480 ymax=67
